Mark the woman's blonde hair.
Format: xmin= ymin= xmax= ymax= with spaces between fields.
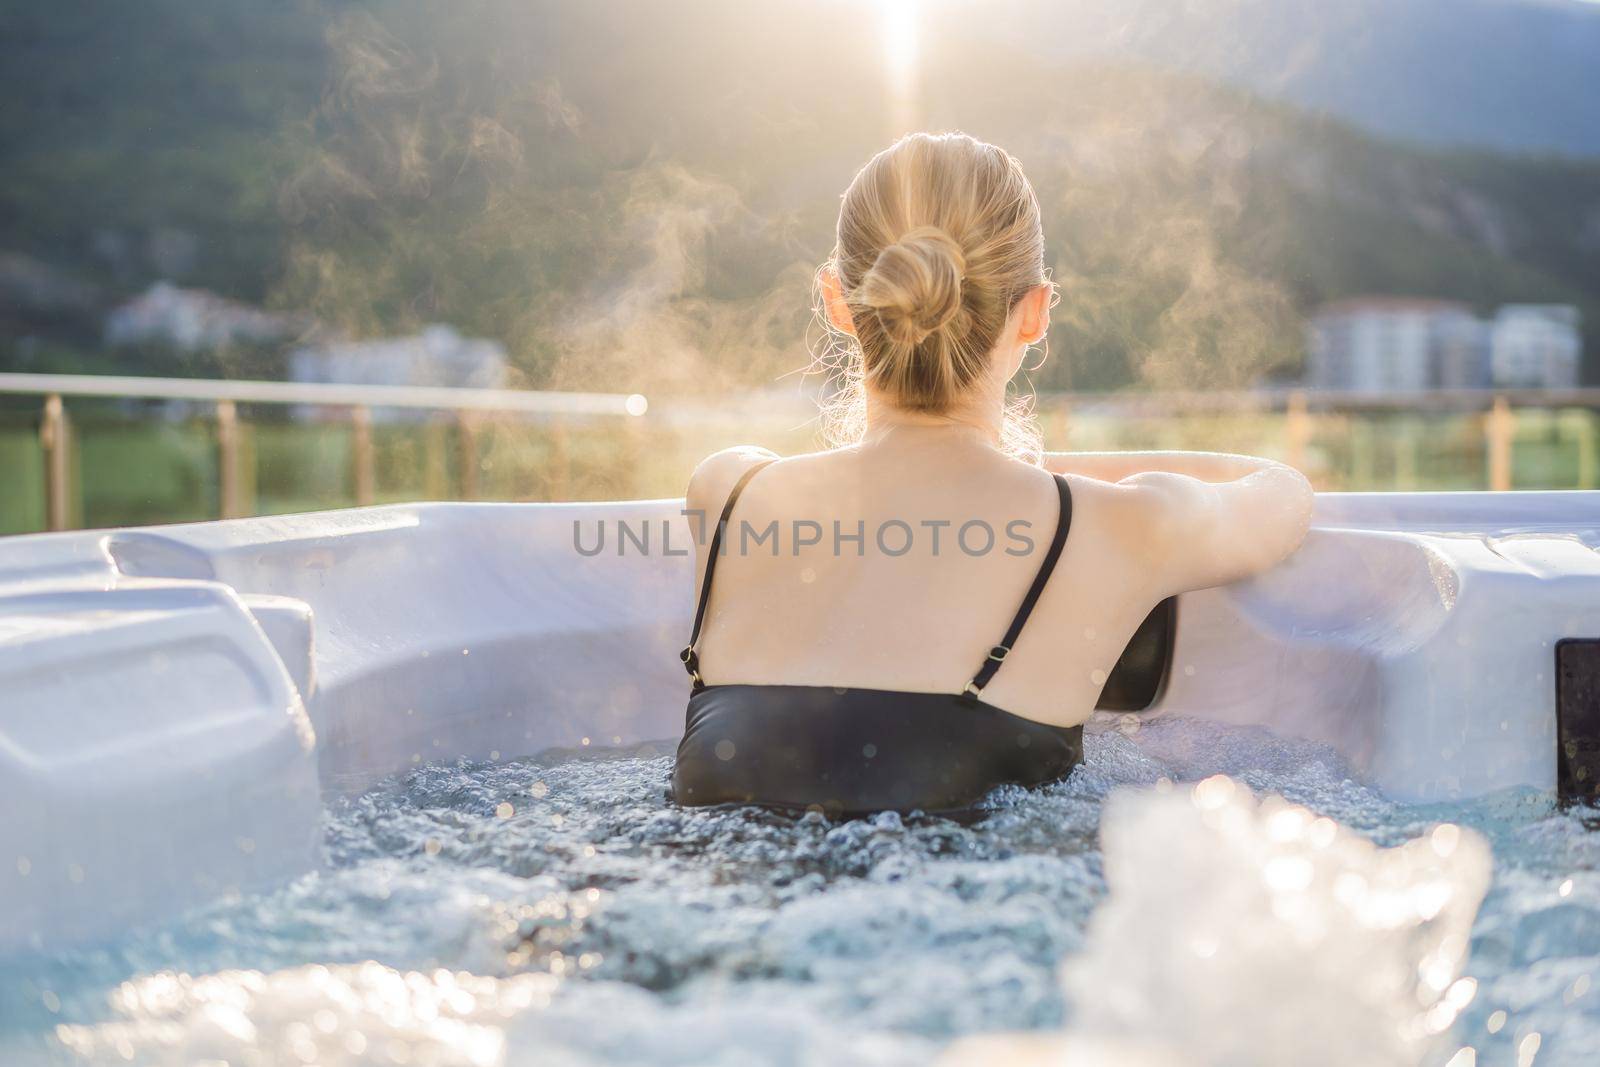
xmin=815 ymin=132 xmax=1050 ymax=457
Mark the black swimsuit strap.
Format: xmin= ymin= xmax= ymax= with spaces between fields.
xmin=681 ymin=459 xmax=775 ymax=685
xmin=680 ymin=464 xmax=1073 ymax=696
xmin=964 ymin=473 xmax=1073 ymax=696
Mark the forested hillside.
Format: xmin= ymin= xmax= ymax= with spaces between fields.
xmin=3 ymin=0 xmax=1597 ymax=393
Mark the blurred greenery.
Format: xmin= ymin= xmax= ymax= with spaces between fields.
xmin=1 ymin=406 xmax=1593 ymax=536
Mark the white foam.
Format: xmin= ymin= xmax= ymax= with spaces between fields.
xmin=53 ymin=962 xmax=553 ymax=1067
xmin=51 ymin=961 xmax=929 ymax=1067
xmin=1011 ymin=775 xmax=1490 ymax=1067
xmin=50 ymin=773 xmax=1495 ymax=1067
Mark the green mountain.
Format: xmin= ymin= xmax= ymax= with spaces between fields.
xmin=2 ymin=0 xmax=1597 ymax=392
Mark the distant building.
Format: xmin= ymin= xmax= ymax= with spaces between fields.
xmin=105 ymin=281 xmax=304 ymax=351
xmin=1305 ymin=298 xmax=1481 ymax=392
xmin=1431 ymin=311 xmax=1493 ymax=391
xmin=1489 ymin=305 xmax=1581 ymax=390
xmin=287 ymin=324 xmax=508 ymax=420
xmin=1305 ymin=297 xmax=1580 ymax=392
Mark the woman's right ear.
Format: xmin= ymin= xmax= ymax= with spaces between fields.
xmin=819 ymin=265 xmax=856 ymax=336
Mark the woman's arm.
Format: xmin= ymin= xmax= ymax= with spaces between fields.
xmin=1042 ymin=450 xmax=1289 ymax=484
xmin=1095 ymin=456 xmax=1315 ymax=593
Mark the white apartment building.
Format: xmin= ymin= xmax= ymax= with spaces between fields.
xmin=1489 ymin=305 xmax=1582 ymax=390
xmin=1305 ymin=298 xmax=1580 ymax=392
xmin=288 ymin=324 xmax=509 ymax=421
xmin=106 ymin=281 xmax=305 ymax=351
xmin=1305 ymin=298 xmax=1482 ymax=392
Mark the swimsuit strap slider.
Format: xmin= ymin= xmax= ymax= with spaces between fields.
xmin=680 ymin=645 xmax=703 ymax=686
xmin=986 ymin=645 xmax=1010 ymax=662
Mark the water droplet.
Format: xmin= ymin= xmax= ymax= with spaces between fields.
xmin=1193 ymin=775 xmax=1235 ymax=810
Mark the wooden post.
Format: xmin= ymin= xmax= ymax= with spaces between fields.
xmin=548 ymin=418 xmax=570 ymax=501
xmin=216 ymin=399 xmax=244 ymax=519
xmin=351 ymin=404 xmax=376 ymax=506
xmin=424 ymin=416 xmax=449 ymax=500
xmin=1395 ymin=420 xmax=1418 ymax=491
xmin=39 ymin=393 xmax=70 ymax=532
xmin=1487 ymin=395 xmax=1514 ymax=492
xmin=456 ymin=410 xmax=480 ymax=501
xmin=1285 ymin=390 xmax=1311 ymax=474
xmin=1577 ymin=410 xmax=1597 ymax=491
xmin=1350 ymin=417 xmax=1374 ymax=490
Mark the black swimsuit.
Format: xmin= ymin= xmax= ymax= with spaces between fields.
xmin=672 ymin=461 xmax=1084 ymax=817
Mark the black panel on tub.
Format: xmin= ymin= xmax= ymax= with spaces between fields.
xmin=1095 ymin=597 xmax=1177 ymax=713
xmin=1557 ymin=639 xmax=1600 ymax=802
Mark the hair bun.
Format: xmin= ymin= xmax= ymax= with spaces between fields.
xmin=855 ymin=225 xmax=966 ymax=346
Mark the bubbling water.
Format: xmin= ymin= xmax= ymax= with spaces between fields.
xmin=9 ymin=716 xmax=1600 ymax=1067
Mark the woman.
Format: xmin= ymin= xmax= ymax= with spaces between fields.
xmin=673 ymin=132 xmax=1312 ymax=816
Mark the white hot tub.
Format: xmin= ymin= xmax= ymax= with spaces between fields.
xmin=1 ymin=491 xmax=1598 ymax=952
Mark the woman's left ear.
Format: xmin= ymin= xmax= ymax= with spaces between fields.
xmin=1017 ymin=283 xmax=1052 ymax=345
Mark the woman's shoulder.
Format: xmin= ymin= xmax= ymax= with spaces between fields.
xmin=686 ymin=445 xmax=782 ymax=516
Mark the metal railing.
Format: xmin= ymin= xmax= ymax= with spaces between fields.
xmin=0 ymin=373 xmax=648 ymax=531
xmin=4 ymin=373 xmax=1596 ymax=532
xmin=1035 ymin=387 xmax=1565 ymax=493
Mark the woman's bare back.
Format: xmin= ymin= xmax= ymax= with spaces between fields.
xmin=686 ymin=424 xmax=1309 ymax=728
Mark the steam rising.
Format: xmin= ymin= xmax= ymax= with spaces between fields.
xmin=265 ymin=1 xmax=1524 ymax=423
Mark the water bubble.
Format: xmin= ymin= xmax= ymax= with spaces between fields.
xmin=1193 ymin=774 xmax=1235 ymax=810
